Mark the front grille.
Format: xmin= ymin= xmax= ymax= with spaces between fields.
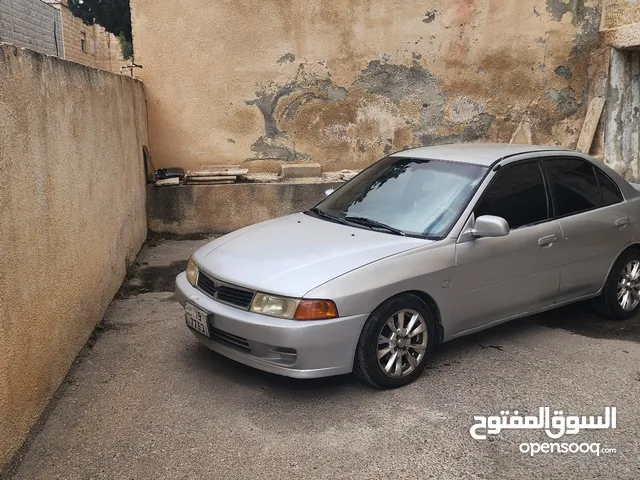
xmin=216 ymin=285 xmax=255 ymax=308
xmin=196 ymin=271 xmax=255 ymax=309
xmin=210 ymin=327 xmax=251 ymax=351
xmin=197 ymin=272 xmax=218 ymax=297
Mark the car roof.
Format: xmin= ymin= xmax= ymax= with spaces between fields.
xmin=391 ymin=143 xmax=572 ymax=166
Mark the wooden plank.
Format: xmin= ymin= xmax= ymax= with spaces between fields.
xmin=155 ymin=177 xmax=180 ymax=186
xmin=201 ymin=165 xmax=242 ymax=169
xmin=185 ymin=175 xmax=237 ymax=182
xmin=577 ymin=97 xmax=606 ymax=154
xmin=194 ymin=165 xmax=248 ymax=176
xmin=185 ymin=179 xmax=236 ymax=185
xmin=187 ymin=169 xmax=248 ymax=177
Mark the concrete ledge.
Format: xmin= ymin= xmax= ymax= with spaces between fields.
xmin=281 ymin=163 xmax=322 ymax=178
xmin=147 ymin=181 xmax=344 ymax=235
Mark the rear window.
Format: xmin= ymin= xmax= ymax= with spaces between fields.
xmin=544 ymin=159 xmax=612 ymax=216
xmin=595 ymin=168 xmax=623 ymax=206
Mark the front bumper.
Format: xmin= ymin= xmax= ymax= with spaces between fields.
xmin=175 ymin=272 xmax=369 ymax=379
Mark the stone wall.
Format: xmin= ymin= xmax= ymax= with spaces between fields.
xmin=601 ymin=0 xmax=640 ymax=48
xmin=0 ymin=0 xmax=63 ymax=57
xmin=130 ymin=0 xmax=603 ymax=172
xmin=602 ymin=0 xmax=640 ymax=29
xmin=0 ymin=44 xmax=148 ymax=468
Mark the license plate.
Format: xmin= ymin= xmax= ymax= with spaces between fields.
xmin=185 ymin=303 xmax=210 ymax=337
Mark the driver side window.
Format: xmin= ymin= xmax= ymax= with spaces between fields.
xmin=475 ymin=161 xmax=550 ymax=230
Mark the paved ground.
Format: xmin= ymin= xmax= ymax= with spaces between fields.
xmin=4 ymin=238 xmax=640 ymax=479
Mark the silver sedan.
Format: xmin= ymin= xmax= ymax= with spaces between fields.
xmin=175 ymin=143 xmax=640 ymax=388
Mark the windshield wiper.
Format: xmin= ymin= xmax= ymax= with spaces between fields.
xmin=308 ymin=207 xmax=349 ymax=225
xmin=344 ymin=216 xmax=406 ymax=236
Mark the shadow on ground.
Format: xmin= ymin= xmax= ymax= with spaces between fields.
xmin=536 ymin=301 xmax=640 ymax=343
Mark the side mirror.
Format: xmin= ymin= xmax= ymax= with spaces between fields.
xmin=324 ymin=188 xmax=335 ymax=197
xmin=471 ymin=215 xmax=510 ymax=238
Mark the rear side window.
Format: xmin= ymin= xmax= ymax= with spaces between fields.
xmin=595 ymin=168 xmax=623 ymax=206
xmin=544 ymin=159 xmax=602 ymax=216
xmin=475 ymin=162 xmax=549 ymax=229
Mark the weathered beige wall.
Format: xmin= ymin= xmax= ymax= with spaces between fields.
xmin=130 ymin=0 xmax=603 ymax=171
xmin=0 ymin=44 xmax=148 ymax=468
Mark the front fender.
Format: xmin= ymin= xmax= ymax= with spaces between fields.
xmin=305 ymin=239 xmax=456 ymax=332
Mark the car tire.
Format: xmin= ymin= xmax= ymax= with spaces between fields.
xmin=354 ymin=294 xmax=435 ymax=389
xmin=593 ymin=249 xmax=640 ymax=320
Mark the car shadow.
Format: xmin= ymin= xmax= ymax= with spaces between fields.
xmin=185 ymin=300 xmax=639 ymax=395
xmin=535 ymin=299 xmax=640 ymax=342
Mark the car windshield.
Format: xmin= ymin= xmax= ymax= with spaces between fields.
xmin=312 ymin=156 xmax=487 ymax=238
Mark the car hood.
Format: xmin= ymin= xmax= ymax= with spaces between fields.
xmin=193 ymin=213 xmax=430 ymax=297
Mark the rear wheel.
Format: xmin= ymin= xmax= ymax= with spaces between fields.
xmin=593 ymin=250 xmax=640 ymax=319
xmin=354 ymin=294 xmax=435 ymax=389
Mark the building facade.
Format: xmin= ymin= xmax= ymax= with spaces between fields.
xmin=0 ymin=0 xmax=125 ymax=73
xmin=46 ymin=0 xmax=126 ymax=73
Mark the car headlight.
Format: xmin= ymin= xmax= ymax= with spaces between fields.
xmin=186 ymin=256 xmax=199 ymax=286
xmin=250 ymin=293 xmax=298 ymax=318
xmin=250 ymin=293 xmax=338 ymax=321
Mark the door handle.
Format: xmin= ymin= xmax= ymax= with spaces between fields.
xmin=615 ymin=217 xmax=629 ymax=227
xmin=538 ymin=234 xmax=557 ymax=247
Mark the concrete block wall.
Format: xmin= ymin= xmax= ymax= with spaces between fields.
xmin=147 ymin=181 xmax=345 ymax=235
xmin=0 ymin=0 xmax=63 ymax=57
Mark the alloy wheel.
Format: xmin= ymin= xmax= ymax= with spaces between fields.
xmin=376 ymin=309 xmax=428 ymax=378
xmin=617 ymin=260 xmax=640 ymax=311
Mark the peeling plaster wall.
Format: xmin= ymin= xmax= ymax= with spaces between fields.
xmin=604 ymin=48 xmax=640 ymax=179
xmin=130 ymin=0 xmax=602 ymax=171
xmin=0 ymin=44 xmax=148 ymax=468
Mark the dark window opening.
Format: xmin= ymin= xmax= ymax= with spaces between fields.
xmin=475 ymin=161 xmax=549 ymax=230
xmin=545 ymin=158 xmax=610 ymax=216
xmin=595 ymin=168 xmax=623 ymax=206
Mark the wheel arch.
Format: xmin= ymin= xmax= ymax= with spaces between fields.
xmin=373 ymin=290 xmax=444 ymax=345
xmin=600 ymin=243 xmax=640 ymax=293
